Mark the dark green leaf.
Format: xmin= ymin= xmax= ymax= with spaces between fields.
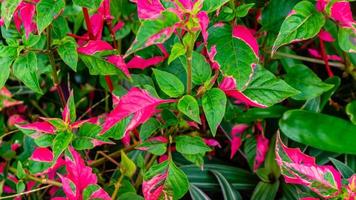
xmin=58 ymin=37 xmax=78 ymax=71
xmin=189 ymin=184 xmax=211 ymax=200
xmin=210 ymin=170 xmax=242 ymax=200
xmin=153 ymin=69 xmax=185 ymax=98
xmin=202 ymin=88 xmax=226 ymax=136
xmin=139 ymin=118 xmax=161 ymax=141
xmin=251 ymin=181 xmax=280 ymax=200
xmin=346 ymin=101 xmax=356 ymax=125
xmin=236 ymin=3 xmax=255 ymax=18
xmin=178 ymin=95 xmax=201 ymax=124
xmin=329 ymin=157 xmax=354 ymax=178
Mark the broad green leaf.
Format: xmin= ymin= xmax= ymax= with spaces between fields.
xmin=72 ymin=0 xmax=102 ymax=9
xmin=175 ymin=135 xmax=211 ymax=155
xmin=103 ymin=117 xmax=131 ymax=140
xmin=139 ymin=118 xmax=161 ymax=141
xmin=1 ymin=0 xmax=21 ymax=28
xmin=72 ymin=123 xmax=111 ymax=150
xmin=168 ymin=42 xmax=186 ymax=64
xmin=0 ymin=46 xmax=17 ymax=88
xmin=22 ymin=34 xmax=41 ymax=47
xmin=34 ymin=134 xmax=54 ymax=147
xmin=79 ymin=54 xmax=126 ymax=76
xmin=251 ymin=181 xmax=280 ymax=200
xmin=53 ymin=131 xmax=72 ymax=162
xmin=210 ymin=170 xmax=242 ymax=200
xmin=16 ymin=180 xmax=25 ymax=193
xmin=338 ymin=27 xmax=356 ymax=53
xmin=136 ymin=139 xmax=167 ymax=156
xmin=202 ymin=0 xmax=230 ymax=13
xmin=190 ymin=51 xmax=212 ymax=85
xmin=272 ymin=1 xmax=325 ymax=55
xmin=58 ymin=37 xmax=78 ymax=71
xmin=167 ymin=161 xmax=189 ymax=199
xmin=178 ymin=95 xmax=201 ymax=124
xmin=329 ymin=157 xmax=354 ymax=178
xmin=16 ymin=161 xmax=26 ymax=179
xmin=207 ymin=24 xmax=257 ymax=90
xmin=119 ymin=192 xmax=144 ymax=200
xmin=202 ymin=88 xmax=226 ymax=136
xmin=153 ymin=69 xmax=185 ymax=98
xmin=126 ymin=11 xmax=179 ymax=55
xmin=236 ymin=3 xmax=255 ymax=18
xmin=346 ymin=101 xmax=356 ymax=124
xmin=13 ymin=52 xmax=43 ymax=94
xmin=189 ymin=184 xmax=211 ymax=200
xmin=36 ymin=0 xmax=65 ymax=33
xmin=284 ymin=64 xmax=333 ymax=100
xmin=243 ymin=66 xmax=299 ymax=107
xmin=121 ymin=151 xmax=137 ymax=178
xmin=279 ymin=110 xmax=356 ymax=154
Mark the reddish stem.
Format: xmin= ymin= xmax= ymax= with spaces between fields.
xmin=82 ymin=7 xmax=94 ymax=40
xmin=105 ymin=76 xmax=114 ymax=92
xmin=319 ymin=38 xmax=334 ymax=77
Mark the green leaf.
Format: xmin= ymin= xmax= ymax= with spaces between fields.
xmin=189 ymin=184 xmax=212 ymax=200
xmin=190 ymin=51 xmax=212 ymax=85
xmin=272 ymin=1 xmax=325 ymax=55
xmin=153 ymin=69 xmax=185 ymax=98
xmin=83 ymin=185 xmax=104 ymax=200
xmin=207 ymin=24 xmax=257 ymax=90
xmin=251 ymin=181 xmax=280 ymax=200
xmin=210 ymin=170 xmax=242 ymax=200
xmin=126 ymin=11 xmax=179 ymax=55
xmin=168 ymin=42 xmax=186 ymax=64
xmin=13 ymin=52 xmax=43 ymax=94
xmin=16 ymin=161 xmax=26 ymax=179
xmin=236 ymin=3 xmax=255 ymax=18
xmin=1 ymin=0 xmax=22 ymax=28
xmin=36 ymin=0 xmax=65 ymax=33
xmin=0 ymin=46 xmax=17 ymax=88
xmin=72 ymin=0 xmax=102 ymax=9
xmin=202 ymin=88 xmax=226 ymax=136
xmin=176 ymin=135 xmax=211 ymax=155
xmin=167 ymin=161 xmax=189 ymax=199
xmin=16 ymin=180 xmax=25 ymax=193
xmin=52 ymin=131 xmax=72 ymax=162
xmin=178 ymin=95 xmax=201 ymax=124
xmin=139 ymin=118 xmax=161 ymax=141
xmin=119 ymin=192 xmax=145 ymax=200
xmin=72 ymin=123 xmax=111 ymax=150
xmin=202 ymin=0 xmax=230 ymax=13
xmin=58 ymin=37 xmax=78 ymax=71
xmin=243 ymin=66 xmax=299 ymax=107
xmin=136 ymin=139 xmax=167 ymax=156
xmin=79 ymin=54 xmax=126 ymax=76
xmin=121 ymin=151 xmax=137 ymax=178
xmin=346 ymin=101 xmax=356 ymax=125
xmin=329 ymin=157 xmax=354 ymax=179
xmin=34 ymin=134 xmax=54 ymax=147
xmin=22 ymin=34 xmax=41 ymax=47
xmin=338 ymin=27 xmax=356 ymax=53
xmin=279 ymin=110 xmax=356 ymax=154
xmin=284 ymin=64 xmax=333 ymax=100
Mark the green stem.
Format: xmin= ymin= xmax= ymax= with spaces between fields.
xmin=8 ymin=167 xmax=62 ymax=187
xmin=111 ymin=173 xmax=124 ymax=200
xmin=185 ymin=41 xmax=194 ymax=95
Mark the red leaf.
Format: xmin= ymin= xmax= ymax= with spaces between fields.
xmin=318 ymin=29 xmax=335 ymax=42
xmin=219 ymin=76 xmax=267 ymax=108
xmin=254 ymin=134 xmax=269 ymax=171
xmin=77 ymin=40 xmax=113 ymax=55
xmin=197 ymin=11 xmax=209 ymax=43
xmin=31 ymin=147 xmax=54 ymax=162
xmin=18 ymin=121 xmax=55 ymax=134
xmin=127 ymin=55 xmax=165 ymax=69
xmin=107 ymin=55 xmax=131 ymax=77
xmin=230 ymin=124 xmax=249 ymax=159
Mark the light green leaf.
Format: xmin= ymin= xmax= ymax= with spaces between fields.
xmin=121 ymin=151 xmax=137 ymax=178
xmin=202 ymin=0 xmax=230 ymax=13
xmin=58 ymin=37 xmax=78 ymax=71
xmin=72 ymin=0 xmax=102 ymax=9
xmin=72 ymin=123 xmax=111 ymax=150
xmin=13 ymin=52 xmax=43 ymax=94
xmin=236 ymin=3 xmax=255 ymax=18
xmin=36 ymin=0 xmax=65 ymax=33
xmin=16 ymin=161 xmax=26 ymax=179
xmin=79 ymin=54 xmax=126 ymax=76
xmin=139 ymin=118 xmax=161 ymax=141
xmin=53 ymin=131 xmax=72 ymax=162
xmin=167 ymin=161 xmax=190 ymax=199
xmin=136 ymin=139 xmax=167 ymax=156
xmin=153 ymin=69 xmax=185 ymax=98
xmin=346 ymin=101 xmax=356 ymax=124
xmin=190 ymin=51 xmax=212 ymax=85
xmin=338 ymin=27 xmax=356 ymax=53
xmin=126 ymin=11 xmax=179 ymax=55
xmin=176 ymin=135 xmax=211 ymax=155
xmin=168 ymin=42 xmax=186 ymax=64
xmin=202 ymin=88 xmax=226 ymax=136
xmin=272 ymin=1 xmax=325 ymax=55
xmin=1 ymin=0 xmax=22 ymax=28
xmin=178 ymin=95 xmax=201 ymax=124
xmin=284 ymin=64 xmax=333 ymax=100
xmin=243 ymin=66 xmax=299 ymax=107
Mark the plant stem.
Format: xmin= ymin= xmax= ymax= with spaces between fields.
xmin=82 ymin=8 xmax=94 ymax=39
xmin=111 ymin=172 xmax=124 ymax=200
xmin=47 ymin=26 xmax=66 ymax=107
xmin=89 ymin=144 xmax=137 ymax=167
xmin=186 ymin=42 xmax=193 ymax=95
xmin=319 ymin=38 xmax=334 ymax=77
xmin=8 ymin=167 xmax=62 ymax=187
xmin=0 ymin=185 xmax=52 ymax=199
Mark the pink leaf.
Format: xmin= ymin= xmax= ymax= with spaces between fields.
xmin=230 ymin=124 xmax=249 ymax=159
xmin=207 ymin=45 xmax=221 ymax=70
xmin=232 ymin=25 xmax=259 ymax=57
xmin=203 ymin=138 xmax=221 ymax=148
xmin=0 ymin=19 xmax=4 ymax=26
xmin=77 ymin=40 xmax=113 ymax=55
xmin=300 ymin=198 xmax=320 ymax=200
xmin=112 ymin=21 xmax=125 ymax=32
xmin=142 ymin=173 xmax=167 ymax=200
xmin=59 ymin=175 xmax=77 ymax=200
xmin=254 ymin=134 xmax=269 ymax=171
xmin=197 ymin=11 xmax=209 ymax=43
xmin=136 ymin=0 xmax=165 ymax=20
xmin=316 ymin=0 xmax=328 ymax=12
xmin=18 ymin=121 xmax=55 ymax=134
xmin=275 ymin=134 xmax=342 ymax=198
xmin=308 ymin=48 xmax=342 ymax=62
xmin=18 ymin=2 xmax=36 ymax=39
xmin=97 ymin=0 xmax=113 ymax=21
xmin=219 ymin=76 xmax=267 ymax=108
xmin=347 ymin=175 xmax=356 ymax=199
xmin=31 ymin=147 xmax=54 ymax=162
xmin=100 ymin=88 xmax=174 ymax=134
xmin=318 ymin=29 xmax=335 ymax=42
xmin=107 ymin=55 xmax=131 ymax=77
xmin=127 ymin=55 xmax=165 ymax=69
xmin=330 ymin=2 xmax=355 ymax=28
xmin=90 ymin=188 xmax=111 ymax=200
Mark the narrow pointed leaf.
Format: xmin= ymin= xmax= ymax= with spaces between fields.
xmin=189 ymin=184 xmax=211 ymax=200
xmin=210 ymin=170 xmax=242 ymax=200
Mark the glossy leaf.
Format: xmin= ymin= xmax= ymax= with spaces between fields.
xmin=0 ymin=46 xmax=17 ymax=88
xmin=79 ymin=54 xmax=126 ymax=76
xmin=36 ymin=0 xmax=65 ymax=33
xmin=189 ymin=184 xmax=211 ymax=200
xmin=202 ymin=0 xmax=230 ymax=13
xmin=178 ymin=95 xmax=201 ymax=124
xmin=153 ymin=69 xmax=185 ymax=98
xmin=57 ymin=37 xmax=78 ymax=71
xmin=121 ymin=151 xmax=137 ymax=178
xmin=279 ymin=110 xmax=356 ymax=154
xmin=72 ymin=0 xmax=102 ymax=9
xmin=338 ymin=27 xmax=356 ymax=53
xmin=346 ymin=101 xmax=356 ymax=125
xmin=251 ymin=181 xmax=280 ymax=200
xmin=272 ymin=1 xmax=325 ymax=55
xmin=210 ymin=170 xmax=242 ymax=200
xmin=202 ymin=88 xmax=227 ymax=136
xmin=136 ymin=136 xmax=168 ymax=156
xmin=168 ymin=42 xmax=186 ymax=64
xmin=175 ymin=135 xmax=211 ymax=155
xmin=52 ymin=131 xmax=72 ymax=162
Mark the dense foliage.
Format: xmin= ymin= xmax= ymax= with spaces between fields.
xmin=0 ymin=0 xmax=356 ymax=199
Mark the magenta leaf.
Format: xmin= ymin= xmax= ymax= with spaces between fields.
xmin=16 ymin=2 xmax=37 ymax=38
xmin=135 ymin=0 xmax=165 ymax=20
xmin=62 ymin=91 xmax=76 ymax=124
xmin=318 ymin=29 xmax=335 ymax=42
xmin=77 ymin=40 xmax=113 ymax=55
xmin=203 ymin=138 xmax=221 ymax=148
xmin=275 ymin=134 xmax=342 ymax=198
xmin=330 ymin=2 xmax=355 ymax=28
xmin=31 ymin=147 xmax=54 ymax=162
xmin=197 ymin=11 xmax=209 ymax=43
xmin=219 ymin=76 xmax=267 ymax=108
xmin=18 ymin=121 xmax=55 ymax=134
xmin=232 ymin=25 xmax=259 ymax=57
xmin=254 ymin=134 xmax=269 ymax=171
xmin=100 ymin=88 xmax=174 ymax=136
xmin=230 ymin=124 xmax=249 ymax=159
xmin=106 ymin=55 xmax=131 ymax=77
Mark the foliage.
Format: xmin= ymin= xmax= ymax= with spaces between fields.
xmin=0 ymin=0 xmax=355 ymax=199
